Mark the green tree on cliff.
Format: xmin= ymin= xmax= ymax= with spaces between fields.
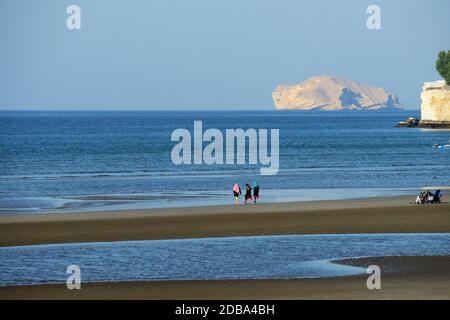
xmin=436 ymin=50 xmax=450 ymax=85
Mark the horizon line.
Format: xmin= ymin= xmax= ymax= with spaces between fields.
xmin=0 ymin=108 xmax=420 ymax=112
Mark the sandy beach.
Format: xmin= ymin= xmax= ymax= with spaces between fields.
xmin=1 ymin=256 xmax=449 ymax=300
xmin=1 ymin=196 xmax=449 ymax=300
xmin=1 ymin=196 xmax=449 ymax=247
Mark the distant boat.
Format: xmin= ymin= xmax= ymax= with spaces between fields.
xmin=432 ymin=143 xmax=450 ymax=149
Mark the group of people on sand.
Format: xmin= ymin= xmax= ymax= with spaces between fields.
xmin=232 ymin=182 xmax=260 ymax=204
xmin=416 ymin=189 xmax=442 ymax=204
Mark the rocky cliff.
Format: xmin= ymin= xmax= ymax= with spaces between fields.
xmin=272 ymin=76 xmax=402 ymax=110
xmin=420 ymin=80 xmax=450 ymax=127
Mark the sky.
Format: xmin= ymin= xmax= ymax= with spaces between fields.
xmin=0 ymin=0 xmax=449 ymax=110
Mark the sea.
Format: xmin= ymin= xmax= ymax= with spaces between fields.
xmin=1 ymin=110 xmax=449 ymax=214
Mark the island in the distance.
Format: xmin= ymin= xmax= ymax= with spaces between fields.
xmin=272 ymin=75 xmax=402 ymax=110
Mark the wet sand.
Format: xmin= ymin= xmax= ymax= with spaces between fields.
xmin=0 ymin=196 xmax=449 ymax=247
xmin=1 ymin=256 xmax=449 ymax=300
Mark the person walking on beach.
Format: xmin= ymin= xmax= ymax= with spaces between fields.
xmin=253 ymin=182 xmax=260 ymax=203
xmin=244 ymin=183 xmax=252 ymax=204
xmin=233 ymin=183 xmax=241 ymax=205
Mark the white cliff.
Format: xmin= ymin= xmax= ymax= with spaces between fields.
xmin=420 ymin=80 xmax=450 ymax=125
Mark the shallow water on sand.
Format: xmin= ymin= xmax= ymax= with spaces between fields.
xmin=0 ymin=187 xmax=418 ymax=214
xmin=0 ymin=233 xmax=449 ymax=286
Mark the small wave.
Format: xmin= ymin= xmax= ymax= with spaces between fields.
xmin=2 ymin=164 xmax=450 ymax=181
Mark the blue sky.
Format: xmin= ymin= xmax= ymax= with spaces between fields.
xmin=0 ymin=0 xmax=449 ymax=110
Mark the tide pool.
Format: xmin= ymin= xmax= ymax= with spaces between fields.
xmin=0 ymin=233 xmax=449 ymax=286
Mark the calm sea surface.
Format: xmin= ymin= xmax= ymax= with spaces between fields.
xmin=1 ymin=110 xmax=449 ymax=213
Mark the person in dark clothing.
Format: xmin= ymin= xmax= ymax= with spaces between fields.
xmin=433 ymin=190 xmax=442 ymax=203
xmin=244 ymin=183 xmax=252 ymax=204
xmin=253 ymin=182 xmax=260 ymax=203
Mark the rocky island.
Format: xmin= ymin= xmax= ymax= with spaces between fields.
xmin=272 ymin=76 xmax=402 ymax=110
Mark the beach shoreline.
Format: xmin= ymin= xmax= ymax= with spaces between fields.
xmin=1 ymin=196 xmax=449 ymax=299
xmin=1 ymin=256 xmax=449 ymax=300
xmin=0 ymin=196 xmax=449 ymax=247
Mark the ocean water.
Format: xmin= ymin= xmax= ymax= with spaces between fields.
xmin=1 ymin=110 xmax=449 ymax=213
xmin=0 ymin=233 xmax=449 ymax=286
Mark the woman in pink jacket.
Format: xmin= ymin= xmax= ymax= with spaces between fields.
xmin=232 ymin=183 xmax=241 ymax=205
